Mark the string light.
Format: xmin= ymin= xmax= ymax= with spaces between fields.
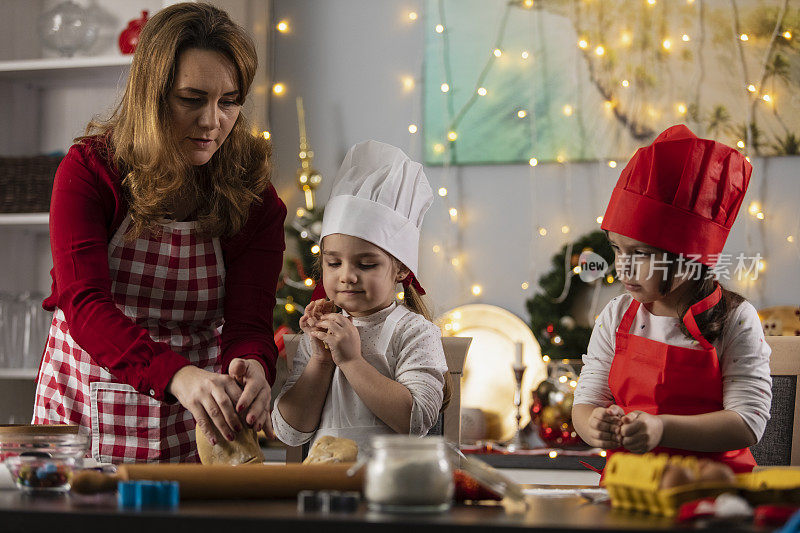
xmin=737 ymin=140 xmax=745 ymax=148
xmin=620 ymin=31 xmax=633 ymax=46
xmin=647 ymin=0 xmax=656 ymax=5
xmin=272 ymin=83 xmax=285 ymax=95
xmin=397 ymin=291 xmax=405 ymax=300
xmin=788 ymin=236 xmax=795 ymax=243
xmin=304 ymin=278 xmax=314 ymax=287
xmin=471 ymin=284 xmax=482 ymax=296
xmin=762 ymin=94 xmax=772 ymax=103
xmin=451 ymin=257 xmax=461 ymax=267
xmin=606 ymin=275 xmax=615 ymax=283
xmin=408 ymin=11 xmax=418 ymax=21
xmin=529 ymin=157 xmax=538 ymax=166
xmin=447 ymin=131 xmax=458 ymax=141
xmin=432 ymin=245 xmax=441 ymax=253
xmin=296 ymin=208 xmax=306 ymax=217
xmin=311 ymin=244 xmax=320 ymax=254
xmin=596 ymin=216 xmax=604 ymax=224
xmin=608 ymin=160 xmax=617 ymax=168
xmin=433 ymin=143 xmax=444 ymax=154
xmin=600 ymin=450 xmax=608 ymax=458
xmin=276 ymin=20 xmax=290 ymax=33
xmin=402 ymin=76 xmax=415 ymax=91
xmin=676 ymin=103 xmax=687 ymax=115
xmin=563 ymin=104 xmax=574 ymax=116
xmin=784 ymin=31 xmax=792 ymax=40
xmin=521 ymin=50 xmax=529 ymax=59
xmin=682 ymin=34 xmax=690 ymax=42
xmin=740 ymin=33 xmax=749 ymax=41
xmin=747 ymin=84 xmax=756 ymax=92
xmin=477 ymin=87 xmax=487 ymax=96
xmin=522 ymin=0 xmax=534 ymax=7
xmin=595 ymin=45 xmax=605 ymax=56
xmin=452 ymin=311 xmax=462 ymax=320
xmin=435 ymin=24 xmax=444 ymax=33
xmin=440 ymin=83 xmax=450 ymax=93
xmin=662 ymin=39 xmax=672 ymax=50
xmin=449 ymin=207 xmax=458 ymax=221
xmin=578 ymin=39 xmax=588 ymax=49
xmin=621 ymin=79 xmax=630 ymax=88
xmin=748 ymin=202 xmax=761 ymax=216
xmin=561 ymin=225 xmax=570 ymax=234
xmin=493 ymin=48 xmax=503 ymax=57
xmin=758 ymin=259 xmax=766 ymax=272
xmin=438 ymin=187 xmax=448 ymax=197
xmin=517 ymin=110 xmax=527 ymax=118
xmin=285 ymin=302 xmax=295 ymax=313
xmin=538 ymin=227 xmax=547 ymax=236
xmin=569 ymin=380 xmax=577 ymax=388
xmin=558 ymin=375 xmax=568 ymax=383
xmin=408 ymin=124 xmax=418 ymax=134
xmin=572 ymin=265 xmax=582 ymax=274
xmin=549 ymin=450 xmax=558 ymax=458
xmin=521 ymin=282 xmax=529 ymax=290
xmin=756 ymin=211 xmax=765 ymax=220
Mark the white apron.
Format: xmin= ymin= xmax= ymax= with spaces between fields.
xmin=33 ymin=215 xmax=225 ymax=463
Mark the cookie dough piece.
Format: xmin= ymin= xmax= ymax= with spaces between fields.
xmin=196 ymin=424 xmax=265 ymax=465
xmin=302 ymin=435 xmax=358 ymax=464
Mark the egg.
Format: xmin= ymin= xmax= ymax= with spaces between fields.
xmin=697 ymin=460 xmax=736 ymax=485
xmin=659 ymin=464 xmax=696 ymax=489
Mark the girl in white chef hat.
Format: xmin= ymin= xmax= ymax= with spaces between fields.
xmin=271 ymin=140 xmax=450 ymax=453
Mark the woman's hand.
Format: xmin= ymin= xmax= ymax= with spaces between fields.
xmin=618 ymin=410 xmax=664 ymax=453
xmin=167 ymin=365 xmax=244 ymax=445
xmin=299 ymin=299 xmax=335 ymax=363
xmin=311 ymin=313 xmax=361 ymax=366
xmin=584 ymin=404 xmax=624 ymax=449
xmin=228 ymin=358 xmax=273 ymax=438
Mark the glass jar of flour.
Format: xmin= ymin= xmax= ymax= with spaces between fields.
xmin=364 ymin=435 xmax=454 ymax=513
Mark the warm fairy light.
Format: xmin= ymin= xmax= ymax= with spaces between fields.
xmin=558 ymin=376 xmax=568 ymax=384
xmin=311 ymin=245 xmax=320 ymax=254
xmin=788 ymin=235 xmax=795 ymax=243
xmin=647 ymin=0 xmax=656 ymax=5
xmin=440 ymin=83 xmax=450 ymax=93
xmin=262 ymin=131 xmax=271 ymax=140
xmin=604 ymin=100 xmax=614 ymax=111
xmin=737 ymin=140 xmax=745 ymax=148
xmin=444 ymin=323 xmax=452 ymax=331
xmin=435 ymin=24 xmax=444 ymax=33
xmin=538 ymin=227 xmax=547 ymax=236
xmin=402 ymin=76 xmax=415 ymax=91
xmin=452 ymin=311 xmax=462 ymax=320
xmin=408 ymin=124 xmax=418 ymax=134
xmin=561 ymin=225 xmax=570 ymax=234
xmin=304 ymin=278 xmax=314 ymax=287
xmin=595 ymin=45 xmax=605 ymax=56
xmin=756 ymin=211 xmax=765 ymax=220
xmin=563 ymin=104 xmax=574 ymax=116
xmin=517 ymin=110 xmax=527 ymax=118
xmin=438 ymin=187 xmax=448 ymax=197
xmin=740 ymin=33 xmax=749 ymax=41
xmin=608 ymin=160 xmax=617 ymax=168
xmin=621 ymin=79 xmax=630 ymax=88
xmin=682 ymin=34 xmax=690 ymax=42
xmin=529 ymin=157 xmax=538 ymax=167
xmin=493 ymin=48 xmax=503 ymax=57
xmin=477 ymin=87 xmax=487 ymax=96
xmin=606 ymin=275 xmax=615 ymax=283
xmin=272 ymin=83 xmax=285 ymax=95
xmin=296 ymin=208 xmax=306 ymax=217
xmin=523 ymin=0 xmax=534 ymax=6
xmin=578 ymin=39 xmax=588 ymax=49
xmin=572 ymin=265 xmax=581 ymax=274
xmin=596 ymin=216 xmax=604 ymax=224
xmin=433 ymin=245 xmax=441 ymax=253
xmin=521 ymin=50 xmax=530 ymax=59
xmin=784 ymin=31 xmax=792 ymax=40
xmin=433 ymin=143 xmax=445 ymax=154
xmin=549 ymin=450 xmax=558 ymax=458
xmin=762 ymin=94 xmax=772 ymax=102
xmin=600 ymin=450 xmax=607 ymax=457
xmin=745 ymin=156 xmax=751 ymax=162
xmin=758 ymin=259 xmax=766 ymax=272
xmin=451 ymin=257 xmax=461 ymax=267
xmin=471 ymin=284 xmax=482 ymax=296
xmin=676 ymin=103 xmax=687 ymax=115
xmin=276 ymin=20 xmax=290 ymax=33
xmin=451 ymin=322 xmax=461 ymax=331
xmin=748 ymin=202 xmax=761 ymax=216
xmin=747 ymin=84 xmax=756 ymax=92
xmin=620 ymin=31 xmax=633 ymax=45
xmin=285 ymin=302 xmax=295 ymax=313
xmin=662 ymin=39 xmax=672 ymax=50
xmin=397 ymin=291 xmax=405 ymax=300
xmin=449 ymin=207 xmax=458 ymax=220
xmin=447 ymin=131 xmax=458 ymax=141
xmin=542 ymin=355 xmax=550 ymax=362
xmin=521 ymin=282 xmax=529 ymax=290
xmin=408 ymin=11 xmax=418 ymax=21
xmin=300 ymin=230 xmax=309 ymax=239
xmin=569 ymin=380 xmax=577 ymax=388
xmin=556 ymin=154 xmax=566 ymax=163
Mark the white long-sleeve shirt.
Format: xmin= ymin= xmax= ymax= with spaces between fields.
xmin=271 ymin=303 xmax=448 ymax=453
xmin=574 ymin=294 xmax=772 ymax=440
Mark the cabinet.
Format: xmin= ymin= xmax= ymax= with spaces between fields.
xmin=0 ymin=0 xmax=271 ymax=423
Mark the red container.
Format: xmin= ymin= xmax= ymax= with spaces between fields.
xmin=118 ymin=10 xmax=149 ymax=55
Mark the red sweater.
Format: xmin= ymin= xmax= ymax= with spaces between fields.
xmin=43 ymin=137 xmax=287 ymax=401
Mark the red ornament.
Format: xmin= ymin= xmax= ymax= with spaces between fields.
xmin=273 ymin=324 xmax=293 ymax=358
xmin=119 ymin=11 xmax=149 ymax=54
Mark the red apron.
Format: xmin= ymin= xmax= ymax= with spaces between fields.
xmin=605 ymin=286 xmax=755 ymax=473
xmin=33 ymin=215 xmax=224 ymax=463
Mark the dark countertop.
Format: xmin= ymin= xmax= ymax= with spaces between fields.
xmin=0 ymin=489 xmax=765 ymax=533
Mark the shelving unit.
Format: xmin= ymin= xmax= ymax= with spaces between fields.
xmin=0 ymin=369 xmax=38 ymax=380
xmin=0 ymin=55 xmax=132 ymax=81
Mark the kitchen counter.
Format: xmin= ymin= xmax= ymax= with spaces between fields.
xmin=0 ymin=488 xmax=765 ymax=533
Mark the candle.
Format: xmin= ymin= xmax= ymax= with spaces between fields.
xmin=515 ymin=341 xmax=524 ymax=367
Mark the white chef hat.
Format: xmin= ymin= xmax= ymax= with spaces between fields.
xmin=320 ymin=140 xmax=433 ymax=276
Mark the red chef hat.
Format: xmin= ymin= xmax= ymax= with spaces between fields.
xmin=601 ymin=125 xmax=752 ymax=266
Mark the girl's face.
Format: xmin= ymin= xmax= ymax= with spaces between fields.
xmin=168 ymin=48 xmax=241 ymax=166
xmin=607 ymin=231 xmax=687 ymax=306
xmin=321 ymin=234 xmax=409 ymax=317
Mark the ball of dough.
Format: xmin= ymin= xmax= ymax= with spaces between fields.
xmin=302 ymin=435 xmax=358 ymax=464
xmin=196 ymin=424 xmax=265 ymax=466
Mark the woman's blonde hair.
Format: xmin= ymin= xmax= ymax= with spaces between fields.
xmin=79 ymin=2 xmax=271 ymax=238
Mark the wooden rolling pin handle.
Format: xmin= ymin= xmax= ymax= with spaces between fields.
xmin=71 ymin=469 xmax=124 ymax=495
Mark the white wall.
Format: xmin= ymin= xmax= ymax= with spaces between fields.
xmin=269 ymin=0 xmax=800 ymax=323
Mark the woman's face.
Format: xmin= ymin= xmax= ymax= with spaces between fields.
xmin=168 ymin=48 xmax=241 ymax=166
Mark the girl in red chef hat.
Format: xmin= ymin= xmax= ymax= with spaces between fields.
xmin=572 ymin=125 xmax=772 ymax=473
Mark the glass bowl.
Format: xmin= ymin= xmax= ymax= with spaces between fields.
xmin=4 ymin=455 xmax=78 ymax=492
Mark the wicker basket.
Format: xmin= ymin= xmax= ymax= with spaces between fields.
xmin=0 ymin=155 xmax=63 ymax=213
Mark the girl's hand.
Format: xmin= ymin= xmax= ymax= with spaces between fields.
xmin=311 ymin=313 xmax=361 ymax=366
xmin=585 ymin=404 xmax=624 ymax=448
xmin=299 ymin=299 xmax=335 ymax=362
xmin=227 ymin=358 xmax=274 ymax=438
xmin=167 ymin=365 xmax=245 ymax=445
xmin=617 ymin=410 xmax=664 ymax=453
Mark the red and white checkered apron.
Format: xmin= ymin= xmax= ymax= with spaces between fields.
xmin=33 ymin=214 xmax=225 ymax=463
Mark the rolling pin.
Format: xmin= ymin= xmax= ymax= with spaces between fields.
xmin=71 ymin=463 xmax=363 ymax=499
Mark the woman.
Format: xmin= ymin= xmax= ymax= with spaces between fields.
xmin=33 ymin=2 xmax=286 ymax=463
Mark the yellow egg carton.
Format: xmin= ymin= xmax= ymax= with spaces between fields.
xmin=603 ymin=452 xmax=800 ymax=516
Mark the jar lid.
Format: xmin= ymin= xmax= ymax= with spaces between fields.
xmin=0 ymin=425 xmax=79 ymax=436
xmin=368 ymin=435 xmax=446 ymax=449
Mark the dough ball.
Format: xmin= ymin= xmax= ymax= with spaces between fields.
xmin=196 ymin=424 xmax=265 ymax=465
xmin=659 ymin=463 xmax=696 ymax=489
xmin=697 ymin=460 xmax=736 ymax=484
xmin=302 ymin=435 xmax=358 ymax=464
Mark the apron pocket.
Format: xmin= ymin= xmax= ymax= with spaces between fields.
xmin=90 ymin=381 xmax=163 ymax=463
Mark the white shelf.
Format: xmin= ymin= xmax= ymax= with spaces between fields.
xmin=0 ymin=55 xmax=132 ymax=82
xmin=0 ymin=369 xmax=38 ymax=379
xmin=0 ymin=213 xmax=49 ymax=231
